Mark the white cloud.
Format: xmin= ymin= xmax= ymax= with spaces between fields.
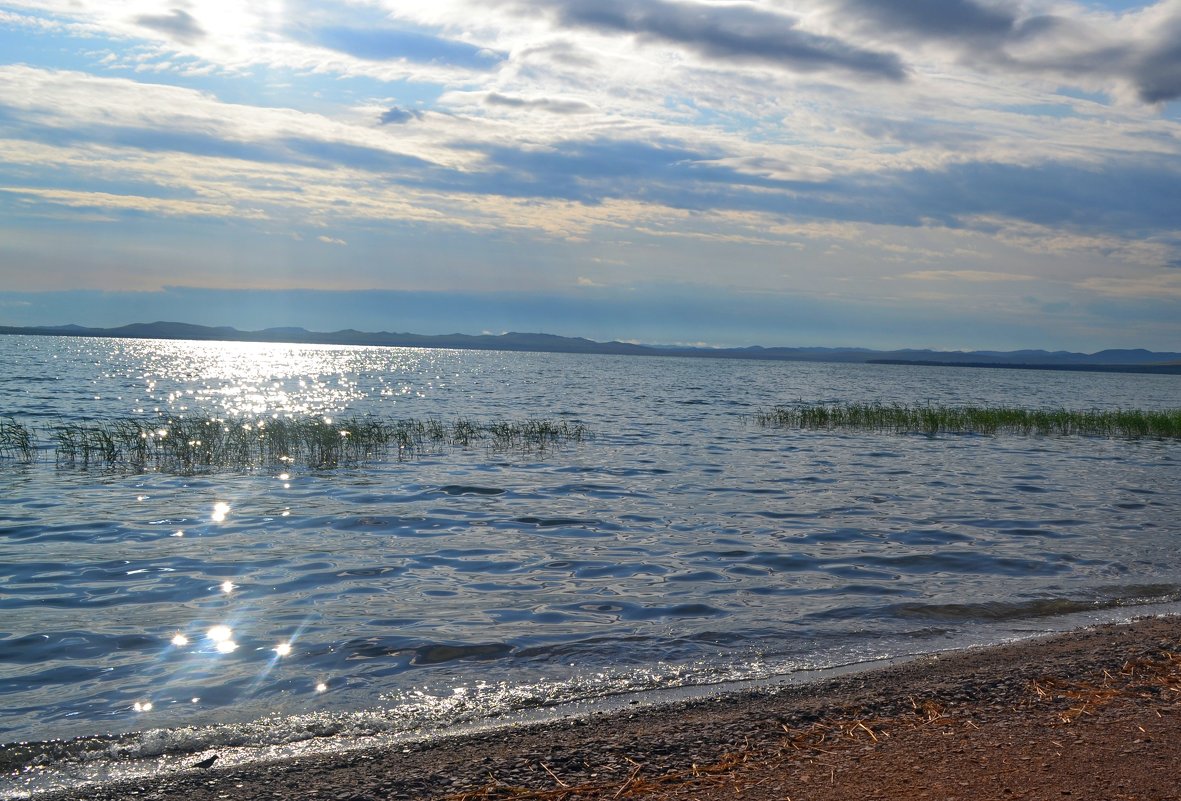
xmin=0 ymin=185 xmax=267 ymax=219
xmin=1079 ymin=272 xmax=1181 ymax=300
xmin=899 ymin=270 xmax=1037 ymax=283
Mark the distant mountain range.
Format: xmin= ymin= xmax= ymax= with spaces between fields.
xmin=2 ymin=321 xmax=1180 ymax=374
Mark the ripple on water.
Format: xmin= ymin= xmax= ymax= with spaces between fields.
xmin=1 ymin=339 xmax=1180 ymax=761
xmin=437 ymin=484 xmax=506 ymax=496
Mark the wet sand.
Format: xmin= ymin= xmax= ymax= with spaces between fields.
xmin=34 ymin=615 xmax=1181 ymax=801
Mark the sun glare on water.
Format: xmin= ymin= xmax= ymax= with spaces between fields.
xmin=207 ymin=625 xmax=237 ymax=653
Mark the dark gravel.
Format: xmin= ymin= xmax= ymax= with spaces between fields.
xmin=21 ymin=616 xmax=1181 ymax=801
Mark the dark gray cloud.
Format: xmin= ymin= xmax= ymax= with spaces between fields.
xmin=484 ymin=92 xmax=593 ymax=114
xmin=837 ymin=1 xmax=1181 ymax=104
xmin=134 ymin=9 xmax=206 ymax=45
xmin=539 ymin=0 xmax=906 ymax=80
xmin=878 ymin=159 xmax=1181 ymax=233
xmin=1132 ymin=31 xmax=1181 ymax=103
xmin=837 ymin=0 xmax=1016 ymax=40
xmin=380 ymin=106 xmax=424 ymax=125
xmin=1007 ymin=16 xmax=1181 ymax=104
xmin=458 ymin=136 xmax=1181 ymax=247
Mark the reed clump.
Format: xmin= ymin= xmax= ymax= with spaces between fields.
xmin=30 ymin=414 xmax=586 ymax=471
xmin=0 ymin=416 xmax=35 ymax=462
xmin=756 ymin=403 xmax=1181 ymax=439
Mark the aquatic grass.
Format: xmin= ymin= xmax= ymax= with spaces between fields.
xmin=0 ymin=416 xmax=34 ymax=462
xmin=30 ymin=414 xmax=588 ymax=471
xmin=756 ymin=403 xmax=1181 ymax=439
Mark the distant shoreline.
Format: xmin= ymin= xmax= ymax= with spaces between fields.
xmin=3 ymin=321 xmax=1180 ymax=375
xmin=868 ymin=358 xmax=1181 ymax=375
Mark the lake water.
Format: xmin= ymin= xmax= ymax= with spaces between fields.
xmin=1 ymin=335 xmax=1179 ymax=796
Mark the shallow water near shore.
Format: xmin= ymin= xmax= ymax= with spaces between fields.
xmin=1 ymin=335 xmax=1179 ymax=797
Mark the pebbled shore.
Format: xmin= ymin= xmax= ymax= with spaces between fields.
xmin=24 ymin=615 xmax=1181 ymax=801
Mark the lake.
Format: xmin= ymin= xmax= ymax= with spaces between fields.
xmin=1 ymin=335 xmax=1179 ymax=796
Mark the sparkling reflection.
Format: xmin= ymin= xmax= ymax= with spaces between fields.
xmin=211 ymin=502 xmax=230 ymax=522
xmin=170 ymin=633 xmax=189 ymax=647
xmin=207 ymin=625 xmax=237 ymax=653
xmin=110 ymin=338 xmax=430 ymax=419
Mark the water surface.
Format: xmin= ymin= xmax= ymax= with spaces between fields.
xmin=1 ymin=336 xmax=1178 ymax=795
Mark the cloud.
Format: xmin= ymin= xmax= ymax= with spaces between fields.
xmin=0 ymin=187 xmax=264 ymax=220
xmin=1000 ymin=18 xmax=1181 ymax=105
xmin=1079 ymin=273 xmax=1181 ymax=300
xmin=836 ymin=0 xmax=1016 ymax=41
xmin=899 ymin=270 xmax=1035 ymax=282
xmin=0 ymin=65 xmax=467 ymax=172
xmin=484 ymin=93 xmax=593 ymax=114
xmin=379 ymin=106 xmax=424 ymax=125
xmin=3 ymin=63 xmax=1178 ymax=269
xmin=537 ymin=0 xmax=907 ymax=80
xmin=304 ymin=25 xmax=503 ymax=70
xmin=829 ymin=0 xmax=1181 ymax=104
xmin=133 ymin=8 xmax=206 ymax=45
xmin=317 ymin=235 xmax=347 ymax=246
xmin=847 ymin=158 xmax=1181 ymax=236
xmin=1131 ymin=20 xmax=1181 ymax=103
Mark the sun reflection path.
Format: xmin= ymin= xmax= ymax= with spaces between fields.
xmin=207 ymin=625 xmax=238 ymax=654
xmin=125 ymin=338 xmax=412 ymax=419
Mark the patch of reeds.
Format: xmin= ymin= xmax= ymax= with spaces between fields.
xmin=26 ymin=414 xmax=586 ymax=471
xmin=0 ymin=416 xmax=35 ymax=462
xmin=756 ymin=403 xmax=1181 ymax=439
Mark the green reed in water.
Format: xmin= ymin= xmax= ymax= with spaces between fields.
xmin=16 ymin=414 xmax=586 ymax=471
xmin=0 ymin=416 xmax=35 ymax=462
xmin=756 ymin=403 xmax=1181 ymax=439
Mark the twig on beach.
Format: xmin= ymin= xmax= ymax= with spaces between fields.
xmin=540 ymin=762 xmax=570 ymax=788
xmin=611 ymin=765 xmax=642 ymax=799
xmin=854 ymin=722 xmax=879 ymax=742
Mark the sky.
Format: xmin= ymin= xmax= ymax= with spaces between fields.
xmin=1 ymin=0 xmax=1180 ymax=352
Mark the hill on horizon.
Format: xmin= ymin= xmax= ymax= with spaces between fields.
xmin=2 ymin=320 xmax=1180 ymax=375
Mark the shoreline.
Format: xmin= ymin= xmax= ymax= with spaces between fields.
xmin=18 ymin=614 xmax=1181 ymax=800
xmin=4 ymin=325 xmax=1178 ymax=375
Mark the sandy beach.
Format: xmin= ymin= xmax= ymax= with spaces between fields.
xmin=27 ymin=614 xmax=1180 ymax=801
